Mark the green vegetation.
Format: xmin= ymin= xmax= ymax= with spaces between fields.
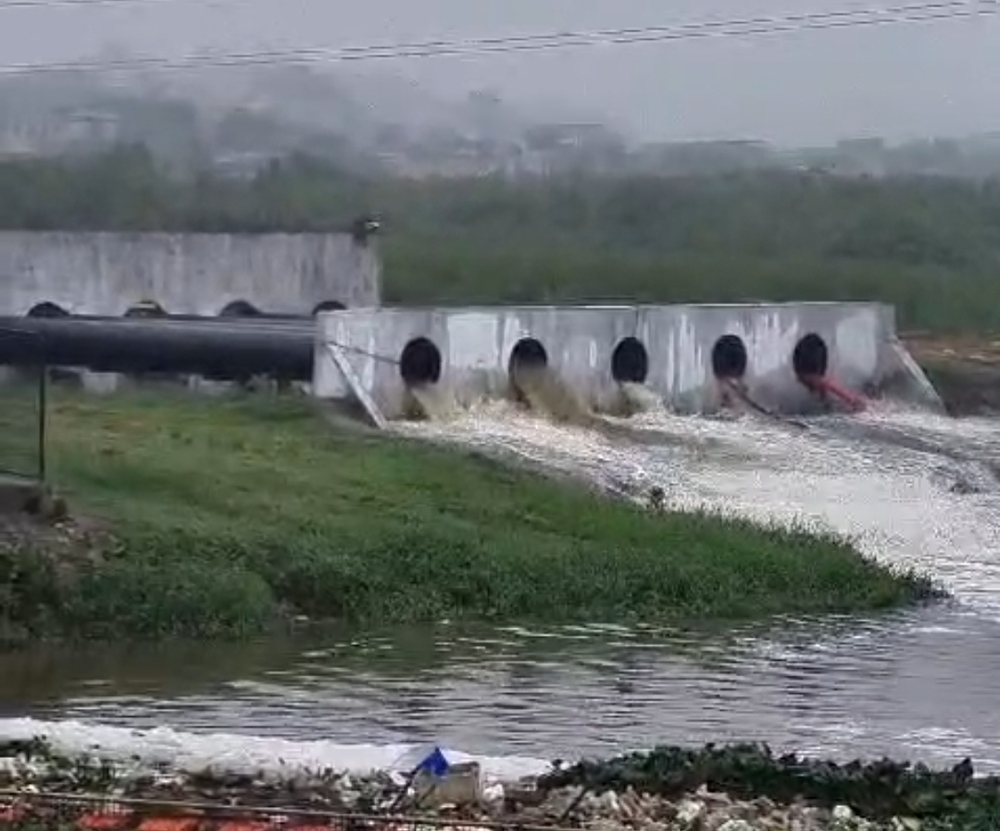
xmin=0 ymin=390 xmax=933 ymax=642
xmin=0 ymin=370 xmax=42 ymax=479
xmin=3 ymin=148 xmax=1000 ymax=331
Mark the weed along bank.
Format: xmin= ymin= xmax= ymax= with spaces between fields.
xmin=0 ymin=391 xmax=935 ymax=645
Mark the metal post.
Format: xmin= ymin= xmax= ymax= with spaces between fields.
xmin=37 ymin=338 xmax=47 ymax=484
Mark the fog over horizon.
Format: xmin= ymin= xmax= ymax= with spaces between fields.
xmin=0 ymin=0 xmax=998 ymax=146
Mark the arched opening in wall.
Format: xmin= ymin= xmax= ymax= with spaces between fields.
xmin=711 ymin=334 xmax=748 ymax=380
xmin=122 ymin=300 xmax=177 ymax=386
xmin=124 ymin=300 xmax=168 ymax=319
xmin=611 ymin=337 xmax=649 ymax=384
xmin=21 ymin=303 xmax=71 ymax=385
xmin=508 ymin=337 xmax=549 ymax=401
xmin=793 ymin=333 xmax=829 ymax=381
xmin=508 ymin=338 xmax=548 ymax=378
xmin=26 ymin=302 xmax=69 ymax=318
xmin=399 ymin=337 xmax=442 ymax=387
xmin=313 ymin=300 xmax=347 ymax=315
xmin=219 ymin=300 xmax=261 ymax=318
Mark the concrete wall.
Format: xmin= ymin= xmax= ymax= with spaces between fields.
xmin=313 ymin=301 xmax=937 ymax=418
xmin=0 ymin=231 xmax=381 ymax=317
xmin=315 ymin=305 xmax=639 ymax=417
xmin=636 ymin=302 xmax=896 ymax=413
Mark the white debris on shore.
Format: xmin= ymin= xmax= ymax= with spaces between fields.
xmin=0 ymin=742 xmax=922 ymax=831
xmin=512 ymin=784 xmax=916 ymax=831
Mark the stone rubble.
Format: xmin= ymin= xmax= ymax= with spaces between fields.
xmin=500 ymin=783 xmax=913 ymax=831
xmin=0 ymin=745 xmax=923 ymax=831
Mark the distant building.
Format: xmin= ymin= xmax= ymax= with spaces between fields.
xmin=524 ymin=122 xmax=624 ymax=152
xmin=211 ymin=150 xmax=289 ymax=179
xmin=0 ymin=107 xmax=120 ymax=159
xmin=61 ymin=109 xmax=121 ymax=145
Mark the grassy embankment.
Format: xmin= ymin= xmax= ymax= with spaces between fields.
xmin=0 ymin=388 xmax=934 ymax=642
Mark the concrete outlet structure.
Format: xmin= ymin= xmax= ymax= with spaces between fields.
xmin=0 ymin=231 xmax=381 ymax=317
xmin=313 ymin=302 xmax=941 ymax=418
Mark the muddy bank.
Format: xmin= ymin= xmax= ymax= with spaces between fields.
xmin=903 ymin=333 xmax=1000 ymax=416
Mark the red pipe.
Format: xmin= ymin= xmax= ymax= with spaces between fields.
xmin=799 ymin=374 xmax=867 ymax=412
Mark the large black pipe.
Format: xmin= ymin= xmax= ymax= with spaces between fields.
xmin=0 ymin=316 xmax=315 ymax=380
xmin=49 ymin=313 xmax=314 ymax=327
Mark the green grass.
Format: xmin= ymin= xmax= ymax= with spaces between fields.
xmin=381 ymin=239 xmax=997 ymax=333
xmin=0 ymin=376 xmax=44 ymax=479
xmin=1 ymin=390 xmax=934 ymax=641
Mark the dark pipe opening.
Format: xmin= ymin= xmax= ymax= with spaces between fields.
xmin=399 ymin=337 xmax=442 ymax=387
xmin=220 ymin=300 xmax=261 ymax=318
xmin=313 ymin=300 xmax=347 ymax=315
xmin=26 ymin=302 xmax=69 ymax=318
xmin=793 ymin=333 xmax=829 ymax=380
xmin=508 ymin=338 xmax=548 ymax=400
xmin=711 ymin=334 xmax=748 ymax=380
xmin=611 ymin=337 xmax=649 ymax=384
xmin=508 ymin=338 xmax=548 ymax=377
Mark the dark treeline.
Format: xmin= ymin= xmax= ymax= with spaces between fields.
xmin=3 ymin=146 xmax=1000 ymax=331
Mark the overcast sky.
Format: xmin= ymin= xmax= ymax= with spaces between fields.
xmin=1 ymin=0 xmax=998 ymax=145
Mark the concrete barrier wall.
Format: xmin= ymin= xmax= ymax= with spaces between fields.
xmin=314 ymin=301 xmax=936 ymax=418
xmin=0 ymin=231 xmax=381 ymax=317
xmin=636 ymin=302 xmax=893 ymax=412
xmin=314 ymin=305 xmax=641 ymax=417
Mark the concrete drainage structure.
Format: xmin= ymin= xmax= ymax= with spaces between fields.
xmin=0 ymin=230 xmax=379 ymax=392
xmin=314 ymin=302 xmax=943 ymax=419
xmin=0 ymin=231 xmax=381 ymax=317
xmin=0 ymin=231 xmax=944 ymax=417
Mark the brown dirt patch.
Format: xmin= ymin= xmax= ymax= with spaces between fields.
xmin=904 ymin=331 xmax=1000 ymax=367
xmin=0 ymin=503 xmax=112 ymax=575
xmin=902 ymin=332 xmax=1000 ymax=416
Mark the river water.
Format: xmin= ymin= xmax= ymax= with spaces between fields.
xmin=2 ymin=398 xmax=1000 ymax=779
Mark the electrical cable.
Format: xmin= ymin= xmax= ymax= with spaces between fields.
xmin=0 ymin=0 xmax=185 ymax=9
xmin=0 ymin=0 xmax=994 ymax=75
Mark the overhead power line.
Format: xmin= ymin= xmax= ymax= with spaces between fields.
xmin=0 ymin=0 xmax=995 ymax=75
xmin=0 ymin=0 xmax=180 ymax=8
